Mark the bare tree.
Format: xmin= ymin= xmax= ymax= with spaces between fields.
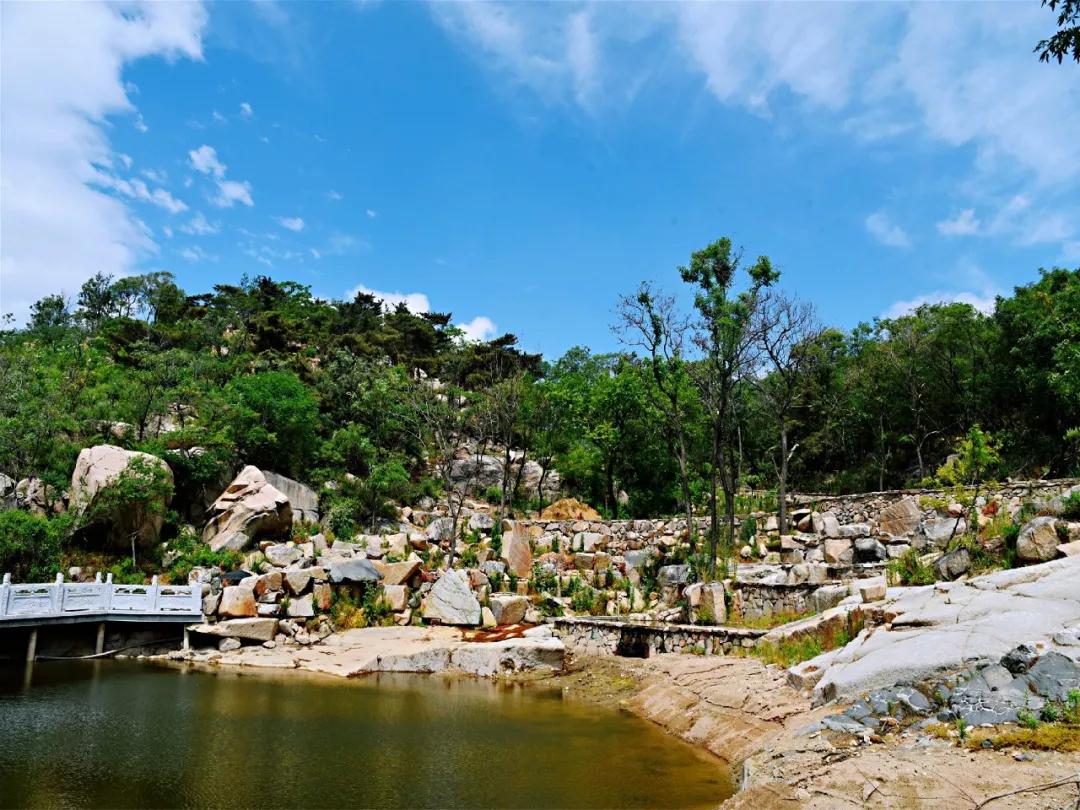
xmin=615 ymin=282 xmax=698 ymax=547
xmin=486 ymin=372 xmax=526 ymax=523
xmin=752 ymin=289 xmax=821 ymax=535
xmin=403 ymin=381 xmax=482 ymax=568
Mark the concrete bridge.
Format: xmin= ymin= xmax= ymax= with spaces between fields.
xmin=1 ymin=573 xmax=203 ymax=661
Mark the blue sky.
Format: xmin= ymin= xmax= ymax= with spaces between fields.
xmin=2 ymin=1 xmax=1078 ymax=357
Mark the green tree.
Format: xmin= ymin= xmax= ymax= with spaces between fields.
xmin=680 ymin=237 xmax=778 ymax=577
xmin=226 ymin=370 xmax=319 ymax=476
xmin=1035 ymin=0 xmax=1080 ymax=64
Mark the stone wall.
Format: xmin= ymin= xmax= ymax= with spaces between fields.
xmin=552 ymin=616 xmax=763 ymax=658
xmin=728 ymin=580 xmax=851 ymax=622
xmin=790 ymin=479 xmax=1080 ymax=525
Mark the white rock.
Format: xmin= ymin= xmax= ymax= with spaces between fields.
xmin=202 ymin=466 xmax=292 ymax=552
xmin=422 ymin=569 xmax=481 ymax=626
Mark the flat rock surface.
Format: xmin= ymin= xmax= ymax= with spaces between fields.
xmin=810 ymin=555 xmax=1080 ymax=702
xmin=201 ymin=625 xmax=565 ymax=678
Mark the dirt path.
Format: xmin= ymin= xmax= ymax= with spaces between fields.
xmin=559 ymin=653 xmax=1080 ymax=809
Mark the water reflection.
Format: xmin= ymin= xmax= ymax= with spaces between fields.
xmin=0 ymin=662 xmax=732 ymax=809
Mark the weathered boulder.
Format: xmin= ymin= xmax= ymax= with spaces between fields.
xmin=202 ymin=466 xmax=292 ymax=552
xmin=329 ymin=557 xmax=383 ymax=584
xmin=1025 ymin=651 xmax=1080 ymax=701
xmin=372 ymin=559 xmax=421 ymax=586
xmin=70 ymin=445 xmax=173 ymax=547
xmin=425 ymin=516 xmax=456 ymax=544
xmin=422 ymin=569 xmax=481 ymax=625
xmin=489 ymin=592 xmax=528 ymax=625
xmin=261 ymin=471 xmax=319 ymax=523
xmin=696 ymin=582 xmax=727 ymax=625
xmin=191 ymin=618 xmax=278 ymax=642
xmin=824 ymin=538 xmax=854 ymax=565
xmin=382 ymin=585 xmax=409 ymax=612
xmin=1017 ymin=516 xmax=1060 ymax=563
xmin=287 ymin=594 xmax=314 ymax=618
xmin=877 ymin=497 xmax=921 ymax=536
xmin=467 ymin=512 xmax=495 ymax=532
xmin=858 ymin=578 xmax=887 ymax=603
xmin=500 ymin=524 xmax=534 ymax=579
xmin=449 ymin=636 xmax=565 ymax=676
xmin=933 ymin=547 xmax=971 ymax=581
xmin=219 ymin=586 xmax=257 ymax=618
xmin=0 ymin=472 xmax=16 ymax=509
xmin=922 ymin=517 xmax=965 ymax=548
xmin=15 ymin=477 xmax=62 ymax=515
xmin=284 ymin=570 xmax=312 ymax=595
xmin=264 ymin=543 xmax=302 ymax=568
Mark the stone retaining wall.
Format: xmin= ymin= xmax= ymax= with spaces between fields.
xmin=552 ymin=616 xmax=763 ymax=658
xmin=729 ymin=580 xmax=849 ymax=622
xmin=790 ymin=479 xmax=1080 ymax=525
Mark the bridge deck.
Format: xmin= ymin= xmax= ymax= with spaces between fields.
xmin=0 ymin=575 xmax=203 ymax=628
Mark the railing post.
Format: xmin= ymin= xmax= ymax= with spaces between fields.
xmin=151 ymin=575 xmax=160 ymax=612
xmin=1 ymin=573 xmax=9 ymax=618
xmin=53 ymin=572 xmax=64 ymax=615
xmin=104 ymin=573 xmax=113 ymax=613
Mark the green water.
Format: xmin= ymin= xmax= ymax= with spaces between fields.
xmin=0 ymin=662 xmax=732 ymax=809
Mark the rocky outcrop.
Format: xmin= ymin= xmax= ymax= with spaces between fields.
xmin=70 ymin=445 xmax=173 ymax=547
xmin=802 ymin=555 xmax=1080 ymax=703
xmin=202 ymin=466 xmax=292 ymax=552
xmin=262 ymin=471 xmax=319 ymax=523
xmin=422 ymin=569 xmax=481 ymax=625
xmin=1016 ymin=515 xmax=1060 ymax=562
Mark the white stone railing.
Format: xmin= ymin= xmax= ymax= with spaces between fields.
xmin=0 ymin=572 xmax=202 ymax=622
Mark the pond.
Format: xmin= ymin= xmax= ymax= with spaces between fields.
xmin=0 ymin=662 xmax=733 ymax=809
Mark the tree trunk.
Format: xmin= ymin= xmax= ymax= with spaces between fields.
xmin=777 ymin=421 xmax=789 ymax=535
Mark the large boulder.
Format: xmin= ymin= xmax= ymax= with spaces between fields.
xmin=190 ymin=618 xmax=278 ymax=642
xmin=422 ymin=569 xmax=481 ymax=626
xmin=219 ymin=586 xmax=257 ymax=618
xmin=1016 ymin=516 xmax=1060 ymax=563
xmin=262 ymin=471 xmax=319 ymax=523
xmin=70 ymin=445 xmax=173 ymax=547
xmin=933 ymin=547 xmax=971 ymax=580
xmin=877 ymin=497 xmax=921 ymax=536
xmin=500 ymin=522 xmax=535 ymax=578
xmin=202 ymin=466 xmax=292 ymax=552
xmin=489 ymin=592 xmax=528 ymax=625
xmin=0 ymin=473 xmax=16 ymax=509
xmin=449 ymin=455 xmax=503 ymax=490
xmin=372 ymin=559 xmax=421 ymax=586
xmin=921 ymin=517 xmax=965 ymax=548
xmin=329 ymin=557 xmax=384 ymax=584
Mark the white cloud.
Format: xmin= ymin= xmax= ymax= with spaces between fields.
xmin=179 ymin=211 xmax=219 ymax=235
xmin=937 ymin=208 xmax=980 ymax=237
xmin=189 ymin=144 xmax=226 ymax=178
xmin=865 ymin=211 xmax=911 ymax=248
xmin=365 ymin=208 xmax=378 ymax=218
xmin=189 ymin=143 xmax=254 ymax=207
xmin=0 ymin=1 xmax=206 ymax=321
xmin=180 ymin=245 xmax=216 ymax=263
xmin=212 ymin=109 xmax=226 ymax=123
xmin=433 ymin=3 xmax=1079 ymax=258
xmin=91 ymin=171 xmax=189 ymax=214
xmin=134 ymin=114 xmax=149 ymax=133
xmin=348 ymin=283 xmax=430 ymax=314
xmin=327 ymin=190 xmax=343 ymax=201
xmin=458 ymin=315 xmax=497 ymax=342
xmin=883 ymin=289 xmax=998 ymax=319
xmin=274 ymin=215 xmax=305 ymax=231
xmin=239 ymin=101 xmax=253 ymax=117
xmin=212 ymin=179 xmax=254 ymax=208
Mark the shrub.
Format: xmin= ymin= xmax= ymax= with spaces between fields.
xmin=0 ymin=510 xmax=69 ymax=581
xmin=1060 ymin=491 xmax=1080 ymax=519
xmin=165 ymin=527 xmax=244 ymax=583
xmin=886 ymin=547 xmax=935 ymax=586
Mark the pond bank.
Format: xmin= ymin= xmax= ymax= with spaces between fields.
xmin=154 ymin=624 xmax=1080 ymax=809
xmin=560 ymin=653 xmax=1080 ymax=809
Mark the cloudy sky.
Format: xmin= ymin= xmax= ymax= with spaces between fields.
xmin=1 ymin=1 xmax=1077 ymax=355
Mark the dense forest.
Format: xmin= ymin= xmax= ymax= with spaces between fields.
xmin=1 ymin=239 xmax=1078 ymax=567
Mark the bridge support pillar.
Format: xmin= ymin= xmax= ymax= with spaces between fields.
xmin=182 ymin=627 xmax=190 ymax=652
xmin=95 ymin=622 xmax=106 ymax=655
xmin=25 ymin=628 xmax=37 ymax=663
